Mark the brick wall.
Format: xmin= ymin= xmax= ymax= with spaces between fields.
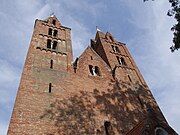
xmin=8 ymin=16 xmax=172 ymax=135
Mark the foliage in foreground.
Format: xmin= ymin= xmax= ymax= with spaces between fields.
xmin=144 ymin=0 xmax=180 ymax=52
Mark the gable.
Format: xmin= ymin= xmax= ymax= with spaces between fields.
xmin=42 ymin=15 xmax=62 ymax=28
xmin=126 ymin=113 xmax=177 ymax=135
xmin=75 ymin=47 xmax=111 ymax=79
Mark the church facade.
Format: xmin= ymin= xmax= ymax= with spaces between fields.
xmin=8 ymin=15 xmax=177 ymax=135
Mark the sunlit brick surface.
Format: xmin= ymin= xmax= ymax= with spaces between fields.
xmin=8 ymin=16 xmax=177 ymax=135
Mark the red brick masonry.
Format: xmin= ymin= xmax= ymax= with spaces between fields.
xmin=8 ymin=15 xmax=177 ymax=135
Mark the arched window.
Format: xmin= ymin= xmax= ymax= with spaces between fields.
xmin=111 ymin=45 xmax=120 ymax=53
xmin=111 ymin=45 xmax=116 ymax=52
xmin=116 ymin=56 xmax=120 ymax=65
xmin=95 ymin=66 xmax=101 ymax=76
xmin=116 ymin=56 xmax=127 ymax=66
xmin=120 ymin=57 xmax=127 ymax=66
xmin=115 ymin=46 xmax=120 ymax=53
xmin=53 ymin=30 xmax=58 ymax=37
xmin=52 ymin=41 xmax=57 ymax=50
xmin=89 ymin=65 xmax=94 ymax=75
xmin=104 ymin=121 xmax=111 ymax=135
xmin=47 ymin=39 xmax=58 ymax=50
xmin=48 ymin=28 xmax=52 ymax=35
xmin=52 ymin=20 xmax=56 ymax=25
xmin=47 ymin=39 xmax=51 ymax=49
xmin=155 ymin=127 xmax=168 ymax=135
xmin=89 ymin=65 xmax=101 ymax=76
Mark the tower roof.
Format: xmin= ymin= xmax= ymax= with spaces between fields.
xmin=43 ymin=14 xmax=62 ymax=26
xmin=37 ymin=14 xmax=71 ymax=30
xmin=95 ymin=30 xmax=126 ymax=45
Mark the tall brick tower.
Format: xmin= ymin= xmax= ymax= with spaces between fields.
xmin=8 ymin=16 xmax=177 ymax=135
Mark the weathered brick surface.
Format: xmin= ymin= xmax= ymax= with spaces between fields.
xmin=8 ymin=16 xmax=177 ymax=135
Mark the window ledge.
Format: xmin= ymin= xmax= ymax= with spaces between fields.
xmin=88 ymin=74 xmax=103 ymax=79
xmin=39 ymin=34 xmax=64 ymax=41
xmin=36 ymin=46 xmax=67 ymax=55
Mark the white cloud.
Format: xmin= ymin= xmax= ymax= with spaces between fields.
xmin=65 ymin=15 xmax=93 ymax=58
xmin=0 ymin=59 xmax=19 ymax=106
xmin=0 ymin=60 xmax=18 ymax=84
xmin=54 ymin=0 xmax=105 ymax=17
xmin=0 ymin=59 xmax=19 ymax=135
xmin=0 ymin=123 xmax=8 ymax=135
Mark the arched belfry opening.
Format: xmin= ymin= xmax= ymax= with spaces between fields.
xmin=89 ymin=65 xmax=101 ymax=76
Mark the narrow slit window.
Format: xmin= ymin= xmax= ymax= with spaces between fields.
xmin=91 ymin=56 xmax=93 ymax=60
xmin=120 ymin=57 xmax=127 ymax=66
xmin=49 ymin=83 xmax=52 ymax=93
xmin=50 ymin=60 xmax=53 ymax=69
xmin=116 ymin=56 xmax=121 ymax=65
xmin=52 ymin=41 xmax=57 ymax=50
xmin=111 ymin=45 xmax=115 ymax=52
xmin=53 ymin=30 xmax=58 ymax=37
xmin=47 ymin=39 xmax=51 ymax=49
xmin=52 ymin=20 xmax=56 ymax=25
xmin=48 ymin=28 xmax=52 ymax=35
xmin=128 ymin=75 xmax=132 ymax=82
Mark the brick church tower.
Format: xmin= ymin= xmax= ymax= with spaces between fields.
xmin=8 ymin=15 xmax=177 ymax=135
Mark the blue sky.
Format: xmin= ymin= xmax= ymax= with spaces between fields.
xmin=0 ymin=0 xmax=180 ymax=134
